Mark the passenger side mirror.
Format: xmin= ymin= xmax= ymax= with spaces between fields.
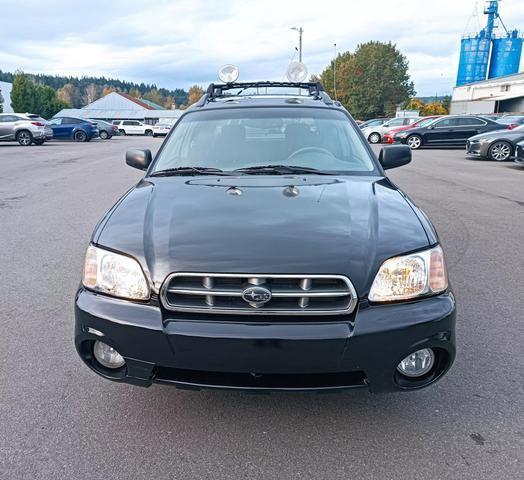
xmin=378 ymin=145 xmax=412 ymax=170
xmin=126 ymin=149 xmax=152 ymax=171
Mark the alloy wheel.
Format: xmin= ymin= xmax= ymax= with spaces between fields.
xmin=489 ymin=142 xmax=511 ymax=161
xmin=17 ymin=131 xmax=32 ymax=146
xmin=407 ymin=136 xmax=422 ymax=149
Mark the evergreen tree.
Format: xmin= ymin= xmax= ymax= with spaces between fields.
xmin=10 ymin=72 xmax=35 ymax=113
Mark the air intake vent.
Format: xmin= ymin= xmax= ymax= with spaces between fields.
xmin=160 ymin=273 xmax=357 ymax=316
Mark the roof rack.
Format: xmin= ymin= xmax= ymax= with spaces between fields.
xmin=194 ymin=81 xmax=334 ymax=107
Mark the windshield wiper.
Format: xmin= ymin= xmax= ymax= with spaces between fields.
xmin=233 ymin=165 xmax=332 ymax=175
xmin=149 ymin=167 xmax=232 ymax=177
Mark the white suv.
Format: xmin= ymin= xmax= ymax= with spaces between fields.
xmin=114 ymin=120 xmax=153 ymax=136
xmin=0 ymin=113 xmax=52 ymax=146
xmin=362 ymin=117 xmax=419 ymax=144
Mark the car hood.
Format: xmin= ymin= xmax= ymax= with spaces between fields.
xmin=469 ymin=129 xmax=523 ymax=141
xmin=95 ymin=175 xmax=431 ymax=295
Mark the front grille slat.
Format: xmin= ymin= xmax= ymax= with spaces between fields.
xmin=161 ymin=273 xmax=358 ymax=316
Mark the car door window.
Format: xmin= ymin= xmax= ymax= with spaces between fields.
xmin=433 ymin=118 xmax=459 ymax=128
xmin=0 ymin=115 xmax=18 ymax=122
xmin=62 ymin=117 xmax=80 ymax=125
xmin=48 ymin=118 xmax=62 ymax=125
xmin=386 ymin=118 xmax=405 ymax=127
xmin=457 ymin=117 xmax=486 ymax=127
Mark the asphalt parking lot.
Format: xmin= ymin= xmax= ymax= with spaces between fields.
xmin=0 ymin=137 xmax=522 ymax=480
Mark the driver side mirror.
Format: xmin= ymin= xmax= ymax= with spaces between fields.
xmin=126 ymin=149 xmax=152 ymax=171
xmin=378 ymin=145 xmax=411 ymax=170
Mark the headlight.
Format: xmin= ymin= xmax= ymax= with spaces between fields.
xmin=369 ymin=245 xmax=448 ymax=302
xmin=82 ymin=245 xmax=150 ymax=300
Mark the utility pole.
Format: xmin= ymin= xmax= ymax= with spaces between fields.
xmin=291 ymin=27 xmax=303 ymax=63
xmin=333 ymin=43 xmax=338 ymax=101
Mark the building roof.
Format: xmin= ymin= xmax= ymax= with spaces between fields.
xmin=54 ymin=107 xmax=183 ymax=121
xmin=139 ymin=98 xmax=166 ymax=110
xmin=116 ymin=92 xmax=160 ymax=110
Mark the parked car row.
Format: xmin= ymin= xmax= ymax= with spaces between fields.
xmin=0 ymin=113 xmax=168 ymax=146
xmin=361 ymin=113 xmax=524 ymax=163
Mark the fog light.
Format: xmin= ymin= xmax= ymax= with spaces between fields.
xmin=397 ymin=348 xmax=434 ymax=377
xmin=93 ymin=341 xmax=125 ymax=369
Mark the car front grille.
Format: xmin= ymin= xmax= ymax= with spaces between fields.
xmin=160 ymin=273 xmax=358 ymax=316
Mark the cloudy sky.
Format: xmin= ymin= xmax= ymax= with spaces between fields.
xmin=1 ymin=0 xmax=523 ymax=96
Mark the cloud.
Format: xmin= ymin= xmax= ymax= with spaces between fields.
xmin=1 ymin=0 xmax=523 ymax=96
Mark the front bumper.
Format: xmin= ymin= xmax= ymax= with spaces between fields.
xmin=465 ymin=140 xmax=485 ymax=157
xmin=74 ymin=289 xmax=456 ymax=393
xmin=515 ymin=145 xmax=524 ymax=166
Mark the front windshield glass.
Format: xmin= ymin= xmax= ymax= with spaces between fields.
xmin=152 ymin=107 xmax=377 ymax=174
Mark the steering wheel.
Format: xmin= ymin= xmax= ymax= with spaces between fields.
xmin=287 ymin=146 xmax=334 ymax=161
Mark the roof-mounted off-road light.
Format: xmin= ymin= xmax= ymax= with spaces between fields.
xmin=218 ymin=64 xmax=239 ymax=83
xmin=286 ymin=61 xmax=308 ymax=82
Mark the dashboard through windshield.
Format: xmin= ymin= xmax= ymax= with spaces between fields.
xmin=152 ymin=107 xmax=377 ymax=175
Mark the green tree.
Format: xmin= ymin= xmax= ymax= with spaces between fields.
xmin=0 ymin=87 xmax=3 ymax=113
xmin=11 ymin=72 xmax=68 ymax=117
xmin=34 ymin=84 xmax=69 ymax=118
xmin=320 ymin=41 xmax=415 ymax=119
xmin=10 ymin=71 xmax=35 ymax=113
xmin=441 ymin=95 xmax=451 ymax=113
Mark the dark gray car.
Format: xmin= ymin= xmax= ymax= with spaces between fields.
xmin=466 ymin=124 xmax=524 ymax=161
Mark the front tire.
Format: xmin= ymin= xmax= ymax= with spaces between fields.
xmin=488 ymin=141 xmax=512 ymax=161
xmin=368 ymin=132 xmax=381 ymax=144
xmin=145 ymin=129 xmax=153 ymax=136
xmin=406 ymin=135 xmax=423 ymax=150
xmin=16 ymin=130 xmax=33 ymax=146
xmin=119 ymin=129 xmax=126 ymax=136
xmin=74 ymin=130 xmax=88 ymax=142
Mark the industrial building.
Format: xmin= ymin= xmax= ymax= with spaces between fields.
xmin=456 ymin=0 xmax=522 ymax=86
xmin=55 ymin=91 xmax=183 ymax=125
xmin=450 ymin=71 xmax=524 ymax=114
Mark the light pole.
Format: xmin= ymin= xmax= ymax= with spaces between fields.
xmin=333 ymin=43 xmax=337 ymax=101
xmin=291 ymin=27 xmax=303 ymax=63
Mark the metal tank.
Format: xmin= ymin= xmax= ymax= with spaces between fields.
xmin=488 ymin=30 xmax=523 ymax=79
xmin=456 ymin=32 xmax=492 ymax=86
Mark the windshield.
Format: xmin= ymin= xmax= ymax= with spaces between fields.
xmin=152 ymin=107 xmax=376 ymax=174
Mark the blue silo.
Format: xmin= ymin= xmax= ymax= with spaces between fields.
xmin=456 ymin=1 xmax=523 ymax=86
xmin=488 ymin=30 xmax=523 ymax=79
xmin=457 ymin=32 xmax=492 ymax=86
